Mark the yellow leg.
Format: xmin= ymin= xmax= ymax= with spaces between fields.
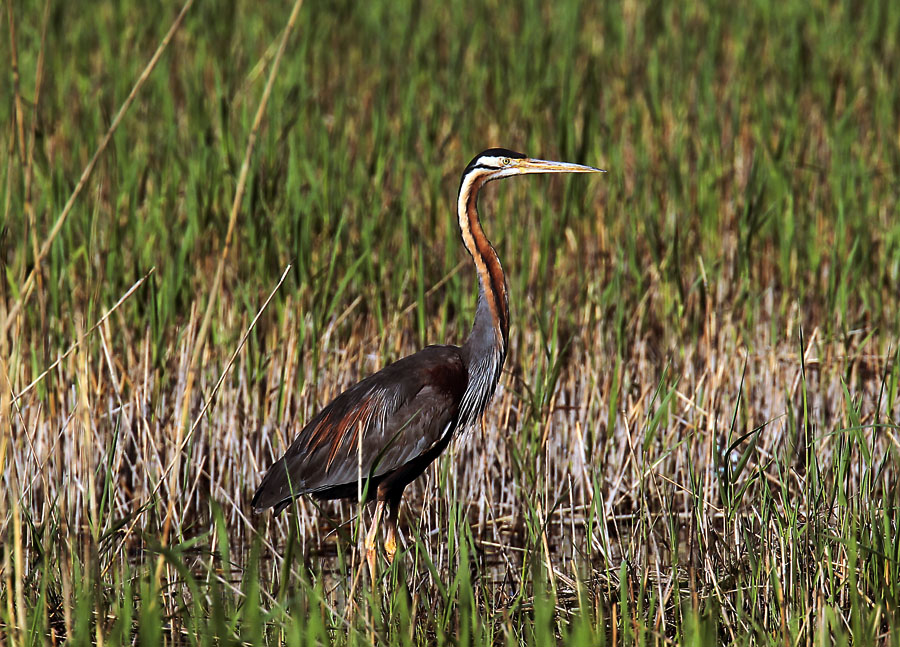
xmin=384 ymin=521 xmax=397 ymax=563
xmin=384 ymin=498 xmax=400 ymax=564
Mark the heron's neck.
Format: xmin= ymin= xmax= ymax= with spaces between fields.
xmin=457 ymin=176 xmax=509 ymax=426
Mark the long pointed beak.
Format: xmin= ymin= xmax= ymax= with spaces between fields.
xmin=517 ymin=158 xmax=606 ymax=174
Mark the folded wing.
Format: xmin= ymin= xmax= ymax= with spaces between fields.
xmin=251 ymin=345 xmax=466 ymax=513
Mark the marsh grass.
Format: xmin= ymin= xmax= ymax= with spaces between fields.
xmin=2 ymin=0 xmax=900 ymax=644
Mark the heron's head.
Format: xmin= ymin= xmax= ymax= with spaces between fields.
xmin=462 ymin=148 xmax=605 ymax=185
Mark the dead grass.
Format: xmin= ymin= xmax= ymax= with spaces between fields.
xmin=5 ymin=229 xmax=898 ymax=641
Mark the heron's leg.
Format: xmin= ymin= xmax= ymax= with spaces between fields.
xmin=384 ymin=498 xmax=401 ymax=563
xmin=365 ymin=500 xmax=385 ymax=580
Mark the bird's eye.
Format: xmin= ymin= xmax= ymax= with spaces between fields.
xmin=501 ymin=158 xmax=511 ymax=166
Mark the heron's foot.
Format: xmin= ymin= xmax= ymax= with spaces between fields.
xmin=384 ymin=528 xmax=397 ymax=564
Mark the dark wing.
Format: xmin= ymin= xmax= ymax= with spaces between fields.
xmin=251 ymin=344 xmax=466 ymax=513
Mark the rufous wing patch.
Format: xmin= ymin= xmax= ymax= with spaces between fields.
xmin=311 ymin=393 xmax=377 ymax=471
